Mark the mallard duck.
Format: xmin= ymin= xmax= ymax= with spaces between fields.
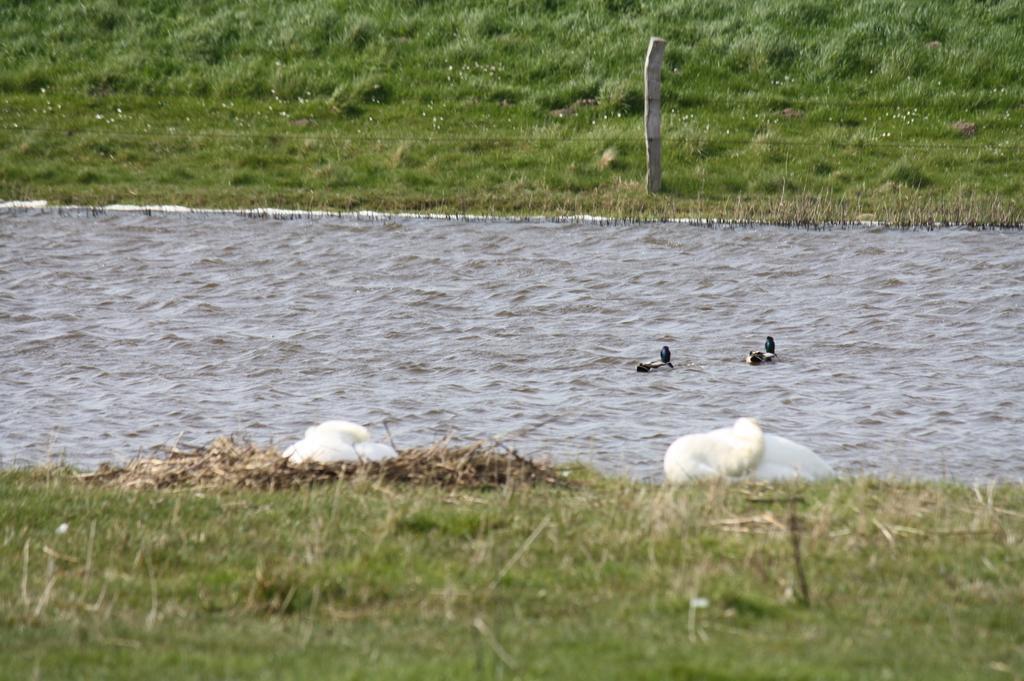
xmin=745 ymin=351 xmax=773 ymax=365
xmin=637 ymin=345 xmax=674 ymax=372
xmin=664 ymin=417 xmax=833 ymax=483
xmin=282 ymin=420 xmax=398 ymax=464
xmin=745 ymin=336 xmax=777 ymax=364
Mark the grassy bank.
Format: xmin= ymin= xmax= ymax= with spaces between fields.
xmin=2 ymin=1 xmax=1024 ymax=223
xmin=2 ymin=467 xmax=1022 ymax=680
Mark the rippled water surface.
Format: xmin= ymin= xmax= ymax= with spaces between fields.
xmin=2 ymin=209 xmax=1023 ymax=480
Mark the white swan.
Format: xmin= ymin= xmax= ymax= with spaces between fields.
xmin=282 ymin=420 xmax=397 ymax=464
xmin=664 ymin=418 xmax=833 ymax=483
xmin=353 ymin=441 xmax=400 ymax=462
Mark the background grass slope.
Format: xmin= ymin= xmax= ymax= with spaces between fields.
xmin=3 ymin=0 xmax=1023 ymax=107
xmin=2 ymin=0 xmax=1023 ymax=221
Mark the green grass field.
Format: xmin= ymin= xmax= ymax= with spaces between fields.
xmin=2 ymin=0 xmax=1023 ymax=222
xmin=2 ymin=468 xmax=1022 ymax=680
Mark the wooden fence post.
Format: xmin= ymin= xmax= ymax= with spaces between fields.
xmin=644 ymin=37 xmax=667 ymax=194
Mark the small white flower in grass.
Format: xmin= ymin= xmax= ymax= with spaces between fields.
xmin=56 ymin=523 xmax=69 ymax=535
xmin=689 ymin=597 xmax=709 ymax=609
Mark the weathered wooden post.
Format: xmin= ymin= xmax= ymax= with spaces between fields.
xmin=644 ymin=37 xmax=667 ymax=194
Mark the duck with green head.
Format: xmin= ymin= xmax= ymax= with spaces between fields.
xmin=637 ymin=345 xmax=674 ymax=372
xmin=745 ymin=336 xmax=776 ymax=365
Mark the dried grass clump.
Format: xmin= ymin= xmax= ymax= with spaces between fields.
xmin=79 ymin=436 xmax=566 ymax=491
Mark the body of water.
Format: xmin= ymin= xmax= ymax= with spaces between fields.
xmin=2 ymin=209 xmax=1022 ymax=481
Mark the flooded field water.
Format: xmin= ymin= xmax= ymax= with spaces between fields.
xmin=2 ymin=208 xmax=1022 ymax=481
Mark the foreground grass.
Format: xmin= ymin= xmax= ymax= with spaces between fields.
xmin=2 ymin=1 xmax=1024 ymax=223
xmin=2 ymin=468 xmax=1022 ymax=680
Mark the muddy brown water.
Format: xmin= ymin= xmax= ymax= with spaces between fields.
xmin=2 ymin=209 xmax=1022 ymax=480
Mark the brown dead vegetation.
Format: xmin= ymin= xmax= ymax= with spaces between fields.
xmin=79 ymin=436 xmax=566 ymax=491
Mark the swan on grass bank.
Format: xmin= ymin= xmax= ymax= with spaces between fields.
xmin=664 ymin=417 xmax=833 ymax=483
xmin=282 ymin=420 xmax=397 ymax=464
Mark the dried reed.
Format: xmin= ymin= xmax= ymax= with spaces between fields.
xmin=79 ymin=436 xmax=566 ymax=491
